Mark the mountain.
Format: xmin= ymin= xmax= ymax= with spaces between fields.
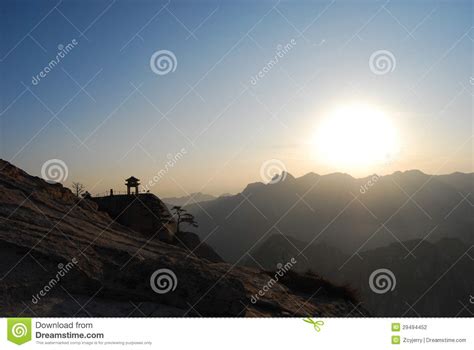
xmin=162 ymin=192 xmax=217 ymax=207
xmin=246 ymin=234 xmax=474 ymax=316
xmin=186 ymin=170 xmax=473 ymax=262
xmin=0 ymin=160 xmax=360 ymax=317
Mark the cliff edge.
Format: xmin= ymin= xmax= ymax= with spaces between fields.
xmin=0 ymin=159 xmax=363 ymax=317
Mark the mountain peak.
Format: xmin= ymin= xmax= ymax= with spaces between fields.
xmin=402 ymin=169 xmax=427 ymax=176
xmin=318 ymin=172 xmax=355 ymax=184
xmin=295 ymin=172 xmax=321 ymax=187
xmin=270 ymin=171 xmax=295 ymax=184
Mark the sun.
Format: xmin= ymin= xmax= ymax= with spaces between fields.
xmin=313 ymin=104 xmax=400 ymax=170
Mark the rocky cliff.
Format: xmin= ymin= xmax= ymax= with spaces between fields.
xmin=0 ymin=159 xmax=362 ymax=317
xmin=91 ymin=194 xmax=175 ymax=243
xmin=91 ymin=193 xmax=223 ymax=263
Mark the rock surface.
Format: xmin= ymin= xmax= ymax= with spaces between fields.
xmin=0 ymin=159 xmax=363 ymax=317
xmin=91 ymin=194 xmax=223 ymax=262
xmin=174 ymin=231 xmax=224 ymax=263
xmin=91 ymin=194 xmax=175 ymax=243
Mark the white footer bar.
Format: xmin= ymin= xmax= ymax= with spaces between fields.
xmin=1 ymin=317 xmax=472 ymax=349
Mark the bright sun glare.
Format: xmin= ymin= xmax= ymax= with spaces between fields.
xmin=314 ymin=104 xmax=400 ymax=170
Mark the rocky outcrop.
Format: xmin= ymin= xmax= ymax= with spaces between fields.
xmin=91 ymin=194 xmax=175 ymax=243
xmin=91 ymin=194 xmax=222 ymax=262
xmin=0 ymin=159 xmax=362 ymax=317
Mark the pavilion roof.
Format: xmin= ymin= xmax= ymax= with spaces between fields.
xmin=125 ymin=176 xmax=140 ymax=182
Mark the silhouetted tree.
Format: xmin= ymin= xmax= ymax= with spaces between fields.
xmin=72 ymin=182 xmax=85 ymax=197
xmin=171 ymin=206 xmax=198 ymax=233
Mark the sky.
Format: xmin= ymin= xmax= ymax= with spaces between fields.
xmin=0 ymin=0 xmax=472 ymax=197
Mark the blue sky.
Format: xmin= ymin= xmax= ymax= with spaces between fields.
xmin=1 ymin=0 xmax=472 ymax=196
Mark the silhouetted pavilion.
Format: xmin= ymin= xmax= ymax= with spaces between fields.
xmin=125 ymin=176 xmax=140 ymax=195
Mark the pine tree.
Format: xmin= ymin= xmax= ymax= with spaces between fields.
xmin=171 ymin=206 xmax=198 ymax=233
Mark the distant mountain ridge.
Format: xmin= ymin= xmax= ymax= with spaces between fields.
xmin=186 ymin=170 xmax=473 ymax=262
xmin=0 ymin=159 xmax=360 ymax=317
xmin=163 ymin=192 xmax=217 ymax=207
